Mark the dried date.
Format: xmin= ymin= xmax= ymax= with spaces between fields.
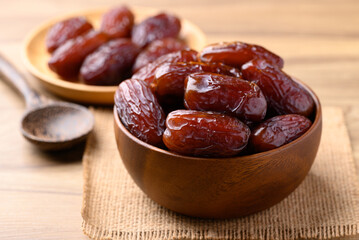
xmin=250 ymin=114 xmax=312 ymax=152
xmin=46 ymin=17 xmax=93 ymax=53
xmin=163 ymin=110 xmax=250 ymax=157
xmin=48 ymin=31 xmax=109 ymax=78
xmin=184 ymin=73 xmax=267 ymax=122
xmin=154 ymin=62 xmax=242 ymax=98
xmin=241 ymin=59 xmax=314 ymax=117
xmin=80 ymin=39 xmax=140 ymax=85
xmin=132 ymin=49 xmax=198 ymax=85
xmin=132 ymin=13 xmax=181 ymax=48
xmin=132 ymin=38 xmax=188 ymax=73
xmin=199 ymin=41 xmax=284 ymax=68
xmin=100 ymin=6 xmax=134 ymax=39
xmin=115 ymin=79 xmax=165 ymax=146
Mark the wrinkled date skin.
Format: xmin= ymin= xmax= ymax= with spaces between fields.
xmin=100 ymin=6 xmax=134 ymax=39
xmin=250 ymin=114 xmax=312 ymax=153
xmin=132 ymin=13 xmax=181 ymax=48
xmin=48 ymin=31 xmax=109 ymax=79
xmin=163 ymin=110 xmax=251 ymax=157
xmin=199 ymin=41 xmax=284 ymax=69
xmin=132 ymin=38 xmax=188 ymax=73
xmin=132 ymin=49 xmax=198 ymax=85
xmin=46 ymin=17 xmax=93 ymax=53
xmin=154 ymin=62 xmax=242 ymax=98
xmin=241 ymin=59 xmax=314 ymax=117
xmin=80 ymin=39 xmax=140 ymax=85
xmin=184 ymin=73 xmax=267 ymax=122
xmin=115 ymin=79 xmax=165 ymax=146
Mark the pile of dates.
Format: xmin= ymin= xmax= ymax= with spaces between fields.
xmin=115 ymin=41 xmax=315 ymax=157
xmin=46 ymin=6 xmax=187 ymax=85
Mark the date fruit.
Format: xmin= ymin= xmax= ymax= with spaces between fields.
xmin=115 ymin=79 xmax=165 ymax=146
xmin=132 ymin=49 xmax=198 ymax=85
xmin=46 ymin=17 xmax=93 ymax=53
xmin=48 ymin=31 xmax=109 ymax=78
xmin=184 ymin=73 xmax=267 ymax=122
xmin=100 ymin=6 xmax=134 ymax=39
xmin=154 ymin=62 xmax=242 ymax=98
xmin=199 ymin=41 xmax=284 ymax=69
xmin=250 ymin=114 xmax=312 ymax=152
xmin=163 ymin=110 xmax=250 ymax=157
xmin=80 ymin=39 xmax=140 ymax=85
xmin=132 ymin=13 xmax=181 ymax=48
xmin=241 ymin=59 xmax=314 ymax=117
xmin=132 ymin=38 xmax=188 ymax=73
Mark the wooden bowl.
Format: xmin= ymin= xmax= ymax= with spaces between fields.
xmin=22 ymin=7 xmax=206 ymax=104
xmin=113 ymin=80 xmax=322 ymax=219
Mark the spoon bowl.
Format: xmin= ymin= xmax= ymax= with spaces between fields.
xmin=21 ymin=102 xmax=94 ymax=150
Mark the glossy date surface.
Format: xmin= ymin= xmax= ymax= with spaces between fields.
xmin=80 ymin=39 xmax=140 ymax=85
xmin=132 ymin=13 xmax=181 ymax=48
xmin=48 ymin=31 xmax=109 ymax=78
xmin=115 ymin=79 xmax=165 ymax=146
xmin=199 ymin=41 xmax=284 ymax=69
xmin=250 ymin=114 xmax=312 ymax=153
xmin=184 ymin=72 xmax=267 ymax=122
xmin=100 ymin=6 xmax=134 ymax=39
xmin=154 ymin=62 xmax=242 ymax=98
xmin=241 ymin=59 xmax=314 ymax=117
xmin=132 ymin=38 xmax=188 ymax=73
xmin=46 ymin=17 xmax=93 ymax=53
xmin=163 ymin=110 xmax=250 ymax=157
xmin=132 ymin=49 xmax=198 ymax=85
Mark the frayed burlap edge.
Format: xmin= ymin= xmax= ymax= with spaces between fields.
xmin=82 ymin=221 xmax=359 ymax=240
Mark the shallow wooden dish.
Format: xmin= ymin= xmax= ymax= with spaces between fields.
xmin=113 ymin=80 xmax=322 ymax=219
xmin=22 ymin=7 xmax=207 ymax=104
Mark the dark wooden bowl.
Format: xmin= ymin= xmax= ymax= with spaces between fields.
xmin=113 ymin=81 xmax=322 ymax=219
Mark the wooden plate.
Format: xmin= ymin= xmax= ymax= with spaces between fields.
xmin=22 ymin=7 xmax=207 ymax=104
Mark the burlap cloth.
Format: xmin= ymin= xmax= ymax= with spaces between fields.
xmin=82 ymin=107 xmax=359 ymax=240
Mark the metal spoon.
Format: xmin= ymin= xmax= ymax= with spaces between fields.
xmin=0 ymin=54 xmax=94 ymax=150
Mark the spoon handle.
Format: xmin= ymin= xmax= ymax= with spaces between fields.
xmin=0 ymin=53 xmax=42 ymax=108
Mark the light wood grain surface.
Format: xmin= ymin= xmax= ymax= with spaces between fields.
xmin=0 ymin=0 xmax=358 ymax=239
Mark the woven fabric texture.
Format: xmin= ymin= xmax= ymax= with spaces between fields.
xmin=82 ymin=107 xmax=359 ymax=240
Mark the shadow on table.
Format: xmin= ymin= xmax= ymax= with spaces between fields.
xmin=35 ymin=141 xmax=86 ymax=164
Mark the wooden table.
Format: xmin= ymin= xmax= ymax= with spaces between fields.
xmin=0 ymin=0 xmax=358 ymax=239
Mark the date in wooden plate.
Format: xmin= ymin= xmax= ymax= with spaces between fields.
xmin=22 ymin=7 xmax=206 ymax=104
